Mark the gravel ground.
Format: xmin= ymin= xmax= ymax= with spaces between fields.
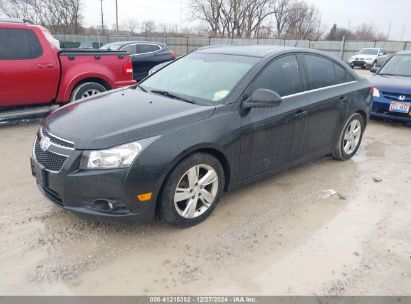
xmin=1 ymin=70 xmax=410 ymax=295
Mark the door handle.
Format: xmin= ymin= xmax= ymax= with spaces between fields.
xmin=294 ymin=110 xmax=308 ymax=119
xmin=339 ymin=96 xmax=348 ymax=102
xmin=37 ymin=63 xmax=54 ymax=69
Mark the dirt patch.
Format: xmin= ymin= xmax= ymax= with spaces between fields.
xmin=0 ymin=117 xmax=410 ymax=295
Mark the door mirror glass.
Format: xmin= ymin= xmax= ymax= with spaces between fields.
xmin=244 ymin=88 xmax=283 ymax=109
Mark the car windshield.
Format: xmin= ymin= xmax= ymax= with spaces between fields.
xmin=379 ymin=55 xmax=411 ymax=77
xmin=100 ymin=43 xmax=123 ymax=50
xmin=140 ymin=52 xmax=259 ymax=105
xmin=358 ymin=49 xmax=378 ymax=55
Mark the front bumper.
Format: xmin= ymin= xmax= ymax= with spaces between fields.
xmin=349 ymin=60 xmax=373 ymax=68
xmin=371 ymin=97 xmax=411 ymax=123
xmin=30 ymin=138 xmax=157 ymax=223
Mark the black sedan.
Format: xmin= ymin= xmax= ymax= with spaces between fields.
xmin=31 ymin=46 xmax=372 ymax=227
xmin=101 ymin=41 xmax=176 ymax=81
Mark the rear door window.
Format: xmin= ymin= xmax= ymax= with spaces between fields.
xmin=150 ymin=44 xmax=161 ymax=52
xmin=136 ymin=44 xmax=153 ymax=54
xmin=251 ymin=55 xmax=303 ymax=97
xmin=304 ymin=55 xmax=337 ymax=89
xmin=122 ymin=44 xmax=137 ymax=54
xmin=0 ymin=28 xmax=42 ymax=60
xmin=334 ymin=63 xmax=354 ymax=83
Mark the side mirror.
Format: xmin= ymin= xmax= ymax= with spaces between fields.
xmin=370 ymin=67 xmax=379 ymax=73
xmin=244 ymin=88 xmax=283 ymax=109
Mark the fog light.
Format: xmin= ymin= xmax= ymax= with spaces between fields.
xmin=137 ymin=193 xmax=152 ymax=202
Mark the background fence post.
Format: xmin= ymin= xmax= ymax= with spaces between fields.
xmin=340 ymin=35 xmax=346 ymax=60
xmin=186 ymin=36 xmax=189 ymax=54
xmin=208 ymin=36 xmax=211 ymax=45
xmin=404 ymin=41 xmax=408 ymax=50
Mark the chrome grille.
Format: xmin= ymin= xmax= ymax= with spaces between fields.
xmin=382 ymin=92 xmax=411 ymax=102
xmin=34 ymin=139 xmax=68 ymax=172
xmin=41 ymin=128 xmax=74 ymax=149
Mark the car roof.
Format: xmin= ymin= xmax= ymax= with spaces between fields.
xmin=106 ymin=41 xmax=165 ymax=47
xmin=196 ymin=45 xmax=332 ymax=58
xmin=396 ymin=50 xmax=411 ymax=55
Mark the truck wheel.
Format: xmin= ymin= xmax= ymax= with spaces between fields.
xmin=158 ymin=153 xmax=225 ymax=227
xmin=71 ymin=82 xmax=107 ymax=102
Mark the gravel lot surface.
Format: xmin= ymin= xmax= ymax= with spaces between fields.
xmin=1 ymin=70 xmax=410 ymax=295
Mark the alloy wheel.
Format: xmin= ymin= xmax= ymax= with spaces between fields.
xmin=174 ymin=164 xmax=219 ymax=219
xmin=81 ymin=89 xmax=101 ymax=99
xmin=343 ymin=119 xmax=362 ymax=155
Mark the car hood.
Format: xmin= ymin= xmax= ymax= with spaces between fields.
xmin=371 ymin=75 xmax=411 ymax=93
xmin=43 ymin=87 xmax=216 ymax=150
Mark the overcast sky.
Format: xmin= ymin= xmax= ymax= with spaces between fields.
xmin=84 ymin=0 xmax=410 ymax=40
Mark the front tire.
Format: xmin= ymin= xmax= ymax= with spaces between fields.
xmin=158 ymin=153 xmax=225 ymax=227
xmin=70 ymin=82 xmax=107 ymax=102
xmin=333 ymin=113 xmax=365 ymax=161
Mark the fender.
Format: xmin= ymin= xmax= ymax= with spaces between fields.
xmin=56 ymin=63 xmax=116 ymax=103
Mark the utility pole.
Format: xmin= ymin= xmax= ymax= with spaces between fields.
xmin=386 ymin=21 xmax=392 ymax=40
xmin=100 ymin=0 xmax=105 ymax=35
xmin=179 ymin=0 xmax=182 ymax=32
xmin=115 ymin=0 xmax=119 ymax=35
xmin=400 ymin=25 xmax=406 ymax=41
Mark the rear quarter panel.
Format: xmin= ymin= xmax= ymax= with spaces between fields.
xmin=57 ymin=52 xmax=133 ymax=103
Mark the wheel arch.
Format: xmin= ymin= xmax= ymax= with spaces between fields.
xmin=69 ymin=78 xmax=111 ymax=102
xmin=59 ymin=75 xmax=113 ymax=103
xmin=355 ymin=109 xmax=368 ymax=126
xmin=155 ymin=146 xmax=232 ymax=214
xmin=72 ymin=77 xmax=111 ymax=91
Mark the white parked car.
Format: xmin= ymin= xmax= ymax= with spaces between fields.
xmin=348 ymin=48 xmax=388 ymax=69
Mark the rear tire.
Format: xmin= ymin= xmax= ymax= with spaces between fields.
xmin=158 ymin=153 xmax=225 ymax=227
xmin=333 ymin=113 xmax=365 ymax=161
xmin=70 ymin=82 xmax=107 ymax=102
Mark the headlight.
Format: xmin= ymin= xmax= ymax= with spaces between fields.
xmin=85 ymin=142 xmax=142 ymax=169
xmin=366 ymin=57 xmax=373 ymax=60
xmin=373 ymin=87 xmax=380 ymax=97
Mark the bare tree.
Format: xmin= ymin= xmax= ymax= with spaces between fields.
xmin=158 ymin=23 xmax=168 ymax=34
xmin=270 ymin=0 xmax=293 ymax=38
xmin=141 ymin=20 xmax=156 ymax=36
xmin=284 ymin=1 xmax=322 ymax=40
xmin=123 ymin=18 xmax=139 ymax=34
xmin=355 ymin=23 xmax=385 ymax=40
xmin=0 ymin=0 xmax=83 ymax=34
xmin=191 ymin=0 xmax=224 ymax=37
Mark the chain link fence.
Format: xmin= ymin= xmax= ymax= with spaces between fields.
xmin=54 ymin=34 xmax=411 ymax=61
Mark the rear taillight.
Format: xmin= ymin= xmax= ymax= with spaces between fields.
xmin=171 ymin=50 xmax=176 ymax=58
xmin=123 ymin=61 xmax=133 ymax=76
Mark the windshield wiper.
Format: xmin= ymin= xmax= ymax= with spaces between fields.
xmin=137 ymin=85 xmax=147 ymax=92
xmin=150 ymin=90 xmax=196 ymax=104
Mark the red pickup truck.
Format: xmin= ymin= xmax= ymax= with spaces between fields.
xmin=0 ymin=19 xmax=136 ymax=116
